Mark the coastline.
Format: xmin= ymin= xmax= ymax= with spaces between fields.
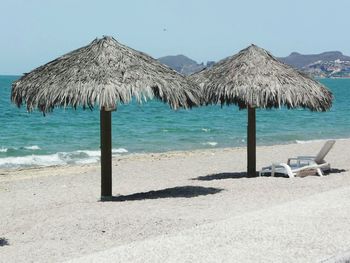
xmin=0 ymin=145 xmax=245 ymax=182
xmin=1 ymin=137 xmax=350 ymax=175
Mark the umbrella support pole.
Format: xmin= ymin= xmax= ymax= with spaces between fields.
xmin=100 ymin=108 xmax=112 ymax=200
xmin=247 ymin=106 xmax=256 ymax=177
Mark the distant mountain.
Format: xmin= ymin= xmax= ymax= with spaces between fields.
xmin=158 ymin=51 xmax=350 ymax=78
xmin=279 ymin=51 xmax=350 ymax=69
xmin=279 ymin=51 xmax=350 ymax=78
xmin=158 ymin=55 xmax=214 ymax=75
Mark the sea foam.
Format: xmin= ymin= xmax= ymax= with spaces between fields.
xmin=24 ymin=145 xmax=41 ymax=150
xmin=113 ymin=148 xmax=128 ymax=153
xmin=0 ymin=145 xmax=41 ymax=153
xmin=202 ymin=142 xmax=218 ymax=146
xmin=296 ymin=139 xmax=333 ymax=144
xmin=76 ymin=148 xmax=128 ymax=157
xmin=0 ymin=148 xmax=129 ymax=169
xmin=0 ymin=154 xmax=66 ymax=168
xmin=0 ymin=148 xmax=8 ymax=153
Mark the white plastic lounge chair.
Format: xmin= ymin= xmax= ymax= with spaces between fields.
xmin=287 ymin=140 xmax=335 ymax=172
xmin=259 ymin=140 xmax=335 ymax=178
xmin=259 ymin=162 xmax=329 ymax=178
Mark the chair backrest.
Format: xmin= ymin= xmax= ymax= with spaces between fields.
xmin=315 ymin=140 xmax=336 ymax=163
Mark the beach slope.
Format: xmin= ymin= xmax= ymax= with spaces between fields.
xmin=1 ymin=139 xmax=350 ymax=262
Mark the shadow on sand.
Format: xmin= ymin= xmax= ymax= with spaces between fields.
xmin=101 ymin=186 xmax=224 ymax=202
xmin=192 ymin=172 xmax=260 ymax=181
xmin=193 ymin=168 xmax=348 ymax=181
xmin=327 ymin=168 xmax=347 ymax=174
xmin=0 ymin=237 xmax=9 ymax=247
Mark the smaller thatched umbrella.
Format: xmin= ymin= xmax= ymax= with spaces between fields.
xmin=190 ymin=44 xmax=333 ymax=177
xmin=11 ymin=36 xmax=200 ymax=199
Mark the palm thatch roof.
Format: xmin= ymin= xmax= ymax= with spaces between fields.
xmin=190 ymin=44 xmax=333 ymax=111
xmin=12 ymin=36 xmax=200 ymax=113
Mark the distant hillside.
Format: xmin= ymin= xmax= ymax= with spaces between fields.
xmin=158 ymin=55 xmax=214 ymax=75
xmin=159 ymin=51 xmax=350 ymax=78
xmin=279 ymin=51 xmax=350 ymax=69
xmin=279 ymin=51 xmax=350 ymax=78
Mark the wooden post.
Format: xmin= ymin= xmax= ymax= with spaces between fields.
xmin=100 ymin=107 xmax=112 ymax=200
xmin=247 ymin=105 xmax=256 ymax=177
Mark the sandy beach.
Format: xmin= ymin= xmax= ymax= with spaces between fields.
xmin=1 ymin=139 xmax=350 ymax=262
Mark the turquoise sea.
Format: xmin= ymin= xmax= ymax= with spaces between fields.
xmin=0 ymin=75 xmax=349 ymax=169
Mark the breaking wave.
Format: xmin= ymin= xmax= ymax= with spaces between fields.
xmin=201 ymin=141 xmax=218 ymax=146
xmin=0 ymin=148 xmax=128 ymax=169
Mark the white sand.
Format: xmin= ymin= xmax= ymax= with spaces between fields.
xmin=1 ymin=139 xmax=350 ymax=262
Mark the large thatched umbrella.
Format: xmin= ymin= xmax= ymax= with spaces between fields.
xmin=190 ymin=44 xmax=333 ymax=177
xmin=11 ymin=36 xmax=200 ymax=199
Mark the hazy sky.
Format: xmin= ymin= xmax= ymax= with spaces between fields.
xmin=1 ymin=0 xmax=350 ymax=74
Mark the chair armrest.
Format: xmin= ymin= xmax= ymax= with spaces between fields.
xmin=287 ymin=157 xmax=298 ymax=165
xmin=272 ymin=163 xmax=294 ymax=178
xmin=296 ymin=156 xmax=316 ymax=160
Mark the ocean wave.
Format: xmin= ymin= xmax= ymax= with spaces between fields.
xmin=202 ymin=141 xmax=218 ymax=146
xmin=23 ymin=145 xmax=41 ymax=150
xmin=0 ymin=154 xmax=67 ymax=168
xmin=76 ymin=148 xmax=128 ymax=157
xmin=201 ymin=128 xmax=211 ymax=132
xmin=0 ymin=148 xmax=128 ymax=169
xmin=295 ymin=139 xmax=333 ymax=144
xmin=0 ymin=145 xmax=41 ymax=153
xmin=76 ymin=150 xmax=101 ymax=157
xmin=0 ymin=147 xmax=7 ymax=153
xmin=113 ymin=148 xmax=128 ymax=153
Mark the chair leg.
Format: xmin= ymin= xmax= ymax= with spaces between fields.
xmin=278 ymin=163 xmax=294 ymax=178
xmin=316 ymin=168 xmax=323 ymax=177
xmin=271 ymin=164 xmax=276 ymax=177
xmin=287 ymin=169 xmax=295 ymax=178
